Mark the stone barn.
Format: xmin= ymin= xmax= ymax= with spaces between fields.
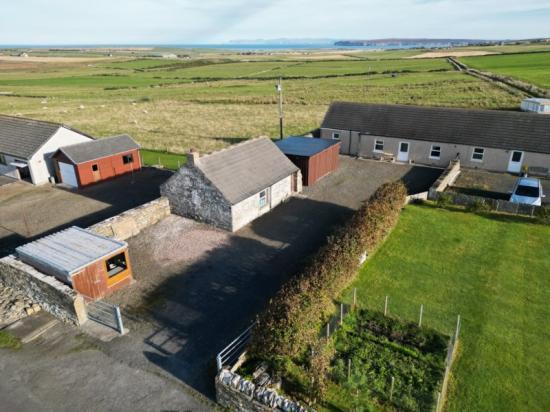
xmin=161 ymin=137 xmax=302 ymax=231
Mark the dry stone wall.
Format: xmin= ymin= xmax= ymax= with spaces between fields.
xmin=88 ymin=196 xmax=170 ymax=240
xmin=0 ymin=256 xmax=87 ymax=326
xmin=216 ymin=369 xmax=311 ymax=412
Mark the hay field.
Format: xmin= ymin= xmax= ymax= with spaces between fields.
xmin=0 ymin=49 xmax=524 ymax=154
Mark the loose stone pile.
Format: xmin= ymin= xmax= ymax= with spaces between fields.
xmin=0 ymin=283 xmax=41 ymax=325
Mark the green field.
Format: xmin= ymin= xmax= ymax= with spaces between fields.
xmin=461 ymin=52 xmax=550 ymax=88
xmin=140 ymin=149 xmax=187 ymax=170
xmin=0 ymin=50 xmax=523 ymax=154
xmin=341 ymin=205 xmax=550 ymax=411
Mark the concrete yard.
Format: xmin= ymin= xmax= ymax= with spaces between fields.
xmin=0 ymin=157 xmax=442 ymax=409
xmin=452 ymin=168 xmax=550 ymax=204
xmin=103 ymin=157 xmax=442 ymax=397
xmin=0 ymin=167 xmax=172 ymax=257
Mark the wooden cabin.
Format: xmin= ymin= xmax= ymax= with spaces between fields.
xmin=16 ymin=226 xmax=133 ymax=300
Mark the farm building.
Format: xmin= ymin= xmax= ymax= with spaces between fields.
xmin=0 ymin=114 xmax=93 ymax=185
xmin=16 ymin=226 xmax=133 ymax=300
xmin=321 ymin=102 xmax=550 ymax=174
xmin=52 ymin=135 xmax=141 ymax=188
xmin=521 ymin=98 xmax=550 ymax=114
xmin=161 ymin=137 xmax=302 ymax=231
xmin=275 ymin=136 xmax=340 ymax=186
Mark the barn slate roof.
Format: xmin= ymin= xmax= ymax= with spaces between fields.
xmin=321 ymin=102 xmax=550 ymax=154
xmin=16 ymin=226 xmax=127 ymax=282
xmin=194 ymin=137 xmax=299 ymax=205
xmin=275 ymin=136 xmax=340 ymax=157
xmin=0 ymin=115 xmax=62 ymax=159
xmin=57 ymin=134 xmax=140 ymax=164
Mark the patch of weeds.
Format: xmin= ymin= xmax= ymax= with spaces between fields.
xmin=436 ymin=192 xmax=453 ymax=208
xmin=68 ymin=334 xmax=100 ymax=353
xmin=466 ymin=199 xmax=491 ymax=213
xmin=0 ymin=330 xmax=22 ymax=350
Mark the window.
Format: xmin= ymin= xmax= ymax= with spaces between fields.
xmin=259 ymin=190 xmax=267 ymax=208
xmin=0 ymin=154 xmax=6 ymax=165
xmin=471 ymin=147 xmax=485 ymax=162
xmin=105 ymin=252 xmax=128 ymax=278
xmin=91 ymin=164 xmax=98 ymax=172
xmin=430 ymin=145 xmax=441 ymax=159
xmin=122 ymin=154 xmax=133 ymax=164
xmin=332 ymin=132 xmax=340 ymax=140
xmin=515 ymin=185 xmax=540 ymax=197
xmin=374 ymin=140 xmax=384 ymax=152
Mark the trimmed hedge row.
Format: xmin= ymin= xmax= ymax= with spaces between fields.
xmin=250 ymin=181 xmax=407 ymax=360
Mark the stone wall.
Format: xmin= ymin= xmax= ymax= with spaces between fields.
xmin=216 ymin=369 xmax=311 ymax=412
xmin=0 ymin=256 xmax=87 ymax=326
xmin=88 ymin=196 xmax=170 ymax=240
xmin=160 ymin=166 xmax=233 ymax=231
xmin=428 ymin=159 xmax=461 ymax=198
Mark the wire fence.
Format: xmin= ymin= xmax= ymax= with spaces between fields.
xmin=320 ymin=288 xmax=461 ymax=412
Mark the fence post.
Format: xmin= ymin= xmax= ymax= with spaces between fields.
xmin=455 ymin=314 xmax=461 ymax=341
xmin=216 ymin=354 xmax=222 ymax=371
xmin=326 ymin=322 xmax=330 ymax=338
xmin=384 ymin=295 xmax=389 ymax=316
xmin=419 ymin=304 xmax=424 ymax=327
xmin=340 ymin=303 xmax=344 ymax=324
xmin=389 ymin=376 xmax=395 ymax=401
xmin=177 ymin=160 xmax=181 ymax=169
xmin=353 ymin=288 xmax=357 ymax=310
xmin=347 ymin=358 xmax=351 ymax=379
xmin=114 ymin=306 xmax=124 ymax=334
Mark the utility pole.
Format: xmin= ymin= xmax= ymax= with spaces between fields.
xmin=276 ymin=77 xmax=284 ymax=140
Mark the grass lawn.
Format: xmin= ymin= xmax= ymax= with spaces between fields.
xmin=461 ymin=52 xmax=550 ymax=88
xmin=341 ymin=205 xmax=550 ymax=411
xmin=0 ymin=330 xmax=22 ymax=350
xmin=140 ymin=149 xmax=187 ymax=170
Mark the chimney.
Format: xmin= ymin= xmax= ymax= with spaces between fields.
xmin=187 ymin=149 xmax=200 ymax=166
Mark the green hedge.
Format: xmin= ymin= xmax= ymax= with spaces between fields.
xmin=250 ymin=181 xmax=407 ymax=360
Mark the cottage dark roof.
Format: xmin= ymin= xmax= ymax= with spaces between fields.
xmin=16 ymin=226 xmax=127 ymax=282
xmin=195 ymin=137 xmax=299 ymax=204
xmin=275 ymin=136 xmax=340 ymax=157
xmin=58 ymin=134 xmax=140 ymax=164
xmin=322 ymin=102 xmax=550 ymax=154
xmin=0 ymin=115 xmax=62 ymax=159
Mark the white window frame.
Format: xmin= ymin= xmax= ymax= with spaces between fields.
xmin=331 ymin=132 xmax=340 ymax=140
xmin=374 ymin=140 xmax=384 ymax=153
xmin=429 ymin=145 xmax=441 ymax=160
xmin=259 ymin=190 xmax=268 ymax=208
xmin=471 ymin=147 xmax=485 ymax=162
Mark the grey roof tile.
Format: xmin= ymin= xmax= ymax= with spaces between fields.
xmin=321 ymin=102 xmax=550 ymax=154
xmin=59 ymin=134 xmax=140 ymax=164
xmin=195 ymin=137 xmax=298 ymax=204
xmin=0 ymin=115 xmax=61 ymax=159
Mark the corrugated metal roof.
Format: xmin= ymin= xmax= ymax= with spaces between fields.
xmin=321 ymin=102 xmax=550 ymax=154
xmin=0 ymin=115 xmax=61 ymax=159
xmin=16 ymin=227 xmax=127 ymax=282
xmin=58 ymin=134 xmax=140 ymax=164
xmin=195 ymin=137 xmax=299 ymax=204
xmin=275 ymin=136 xmax=340 ymax=157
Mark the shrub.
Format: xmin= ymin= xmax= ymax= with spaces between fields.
xmin=466 ymin=199 xmax=491 ymax=213
xmin=250 ymin=181 xmax=407 ymax=360
xmin=435 ymin=192 xmax=453 ymax=208
xmin=535 ymin=206 xmax=550 ymax=225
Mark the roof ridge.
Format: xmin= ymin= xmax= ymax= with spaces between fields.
xmin=0 ymin=113 xmax=63 ymax=128
xmin=196 ymin=136 xmax=270 ymax=163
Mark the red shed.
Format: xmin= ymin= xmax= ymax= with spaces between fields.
xmin=52 ymin=135 xmax=141 ymax=188
xmin=16 ymin=226 xmax=133 ymax=300
xmin=275 ymin=137 xmax=340 ymax=186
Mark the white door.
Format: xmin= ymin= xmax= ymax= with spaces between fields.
xmin=507 ymin=151 xmax=523 ymax=173
xmin=397 ymin=142 xmax=410 ymax=162
xmin=58 ymin=162 xmax=78 ymax=187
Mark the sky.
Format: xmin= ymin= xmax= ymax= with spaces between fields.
xmin=1 ymin=0 xmax=549 ymax=45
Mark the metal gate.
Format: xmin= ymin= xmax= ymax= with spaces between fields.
xmin=86 ymin=300 xmax=125 ymax=334
xmin=216 ymin=323 xmax=255 ymax=371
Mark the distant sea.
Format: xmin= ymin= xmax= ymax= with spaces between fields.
xmin=0 ymin=43 xmax=425 ymax=51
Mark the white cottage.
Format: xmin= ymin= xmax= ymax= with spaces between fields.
xmin=161 ymin=137 xmax=302 ymax=231
xmin=0 ymin=115 xmax=93 ymax=185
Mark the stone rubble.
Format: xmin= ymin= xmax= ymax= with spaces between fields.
xmin=0 ymin=282 xmax=41 ymax=326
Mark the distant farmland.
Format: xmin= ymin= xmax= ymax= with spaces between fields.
xmin=461 ymin=52 xmax=550 ymax=89
xmin=0 ymin=49 xmax=529 ymax=153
